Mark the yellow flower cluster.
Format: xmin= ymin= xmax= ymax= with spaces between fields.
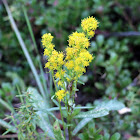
xmin=45 ymin=50 xmax=64 ymax=70
xmin=42 ymin=16 xmax=99 ymax=101
xmin=81 ymin=16 xmax=99 ymax=38
xmin=42 ymin=33 xmax=54 ymax=56
xmin=55 ymin=70 xmax=65 ymax=87
xmin=69 ymin=32 xmax=90 ymax=49
xmin=55 ymin=90 xmax=67 ymax=101
xmin=65 ymin=48 xmax=93 ymax=79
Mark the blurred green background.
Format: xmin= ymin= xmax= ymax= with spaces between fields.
xmin=0 ymin=0 xmax=140 ymax=139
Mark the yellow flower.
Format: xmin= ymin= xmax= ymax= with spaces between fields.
xmin=60 ymin=70 xmax=65 ymax=76
xmin=46 ymin=50 xmax=64 ymax=70
xmin=45 ymin=62 xmax=50 ymax=68
xmin=79 ymin=50 xmax=93 ymax=63
xmin=55 ymin=72 xmax=61 ymax=79
xmin=58 ymin=81 xmax=63 ymax=86
xmin=65 ymin=60 xmax=74 ymax=70
xmin=88 ymin=31 xmax=95 ymax=37
xmin=81 ymin=16 xmax=99 ymax=37
xmin=55 ymin=89 xmax=66 ymax=101
xmin=44 ymin=48 xmax=50 ymax=56
xmin=42 ymin=33 xmax=54 ymax=47
xmin=83 ymin=61 xmax=89 ymax=67
xmin=57 ymin=52 xmax=64 ymax=65
xmin=55 ymin=70 xmax=65 ymax=79
xmin=65 ymin=47 xmax=78 ymax=60
xmin=66 ymin=77 xmax=70 ymax=82
xmin=74 ymin=66 xmax=81 ymax=73
xmin=44 ymin=44 xmax=54 ymax=56
xmin=68 ymin=32 xmax=90 ymax=49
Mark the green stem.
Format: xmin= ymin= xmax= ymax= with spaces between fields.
xmin=68 ymin=104 xmax=72 ymax=140
xmin=52 ymin=72 xmax=66 ymax=138
xmin=67 ymin=81 xmax=74 ymax=140
xmin=59 ymin=101 xmax=66 ymax=139
xmin=52 ymin=71 xmax=57 ymax=91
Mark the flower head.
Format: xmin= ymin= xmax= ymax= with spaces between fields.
xmin=45 ymin=50 xmax=64 ymax=70
xmin=42 ymin=33 xmax=53 ymax=47
xmin=68 ymin=32 xmax=90 ymax=49
xmin=55 ymin=90 xmax=67 ymax=101
xmin=81 ymin=16 xmax=99 ymax=38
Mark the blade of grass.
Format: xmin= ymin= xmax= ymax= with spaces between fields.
xmin=16 ymin=85 xmax=24 ymax=104
xmin=22 ymin=6 xmax=50 ymax=103
xmin=0 ymin=98 xmax=14 ymax=112
xmin=2 ymin=0 xmax=46 ymax=102
xmin=0 ymin=119 xmax=17 ymax=133
xmin=22 ymin=7 xmax=38 ymax=53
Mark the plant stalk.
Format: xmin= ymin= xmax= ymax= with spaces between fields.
xmin=59 ymin=101 xmax=66 ymax=139
xmin=68 ymin=104 xmax=72 ymax=140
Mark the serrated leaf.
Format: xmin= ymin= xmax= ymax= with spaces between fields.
xmin=110 ymin=133 xmax=121 ymax=140
xmin=53 ymin=120 xmax=65 ymax=140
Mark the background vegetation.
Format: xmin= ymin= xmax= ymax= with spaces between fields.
xmin=0 ymin=0 xmax=140 ymax=139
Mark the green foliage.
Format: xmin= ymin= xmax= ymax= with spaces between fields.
xmin=0 ymin=87 xmax=54 ymax=139
xmin=110 ymin=133 xmax=121 ymax=140
xmin=0 ymin=119 xmax=17 ymax=133
xmin=74 ymin=99 xmax=124 ymax=119
xmin=78 ymin=121 xmax=121 ymax=140
xmin=53 ymin=120 xmax=65 ymax=140
xmin=0 ymin=0 xmax=140 ymax=139
xmin=73 ymin=99 xmax=124 ymax=135
xmin=26 ymin=87 xmax=55 ymax=138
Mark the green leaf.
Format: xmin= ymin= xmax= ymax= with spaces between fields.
xmin=74 ymin=108 xmax=109 ymax=118
xmin=96 ymin=35 xmax=104 ymax=47
xmin=95 ymin=82 xmax=104 ymax=90
xmin=0 ymin=98 xmax=14 ymax=112
xmin=95 ymin=99 xmax=125 ymax=111
xmin=0 ymin=119 xmax=17 ymax=133
xmin=74 ymin=99 xmax=124 ymax=118
xmin=53 ymin=120 xmax=65 ymax=140
xmin=6 ymin=72 xmax=26 ymax=91
xmin=27 ymin=87 xmax=54 ymax=139
xmin=77 ymin=79 xmax=85 ymax=85
xmin=110 ymin=133 xmax=121 ymax=140
xmin=103 ymin=133 xmax=110 ymax=140
xmin=73 ymin=100 xmax=125 ymax=135
xmin=79 ymin=75 xmax=88 ymax=83
xmin=73 ymin=118 xmax=92 ymax=135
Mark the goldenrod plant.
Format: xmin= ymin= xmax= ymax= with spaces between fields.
xmin=41 ymin=17 xmax=124 ymax=140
